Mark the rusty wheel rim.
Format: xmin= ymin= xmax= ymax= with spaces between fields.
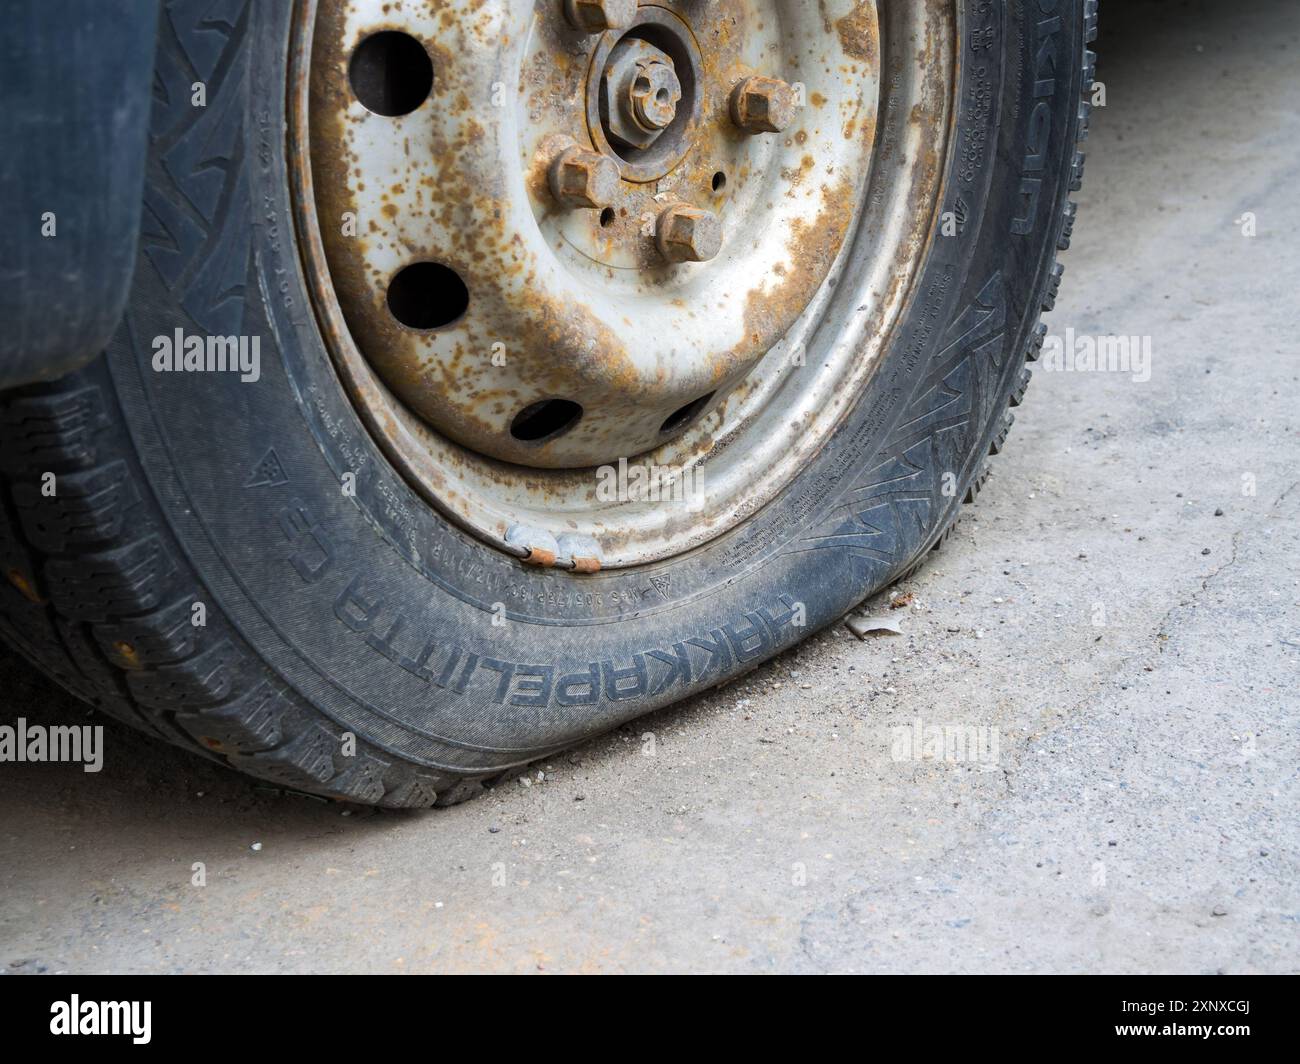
xmin=290 ymin=0 xmax=955 ymax=569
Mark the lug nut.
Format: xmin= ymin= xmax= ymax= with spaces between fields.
xmin=730 ymin=75 xmax=797 ymax=134
xmin=656 ymin=204 xmax=723 ymax=263
xmin=564 ymin=0 xmax=637 ymax=34
xmin=548 ymin=144 xmax=620 ymax=210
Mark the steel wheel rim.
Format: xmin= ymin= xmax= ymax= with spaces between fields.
xmin=290 ymin=0 xmax=956 ymax=569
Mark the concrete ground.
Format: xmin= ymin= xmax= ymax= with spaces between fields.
xmin=1 ymin=0 xmax=1297 ymax=975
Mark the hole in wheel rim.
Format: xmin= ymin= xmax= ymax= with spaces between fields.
xmin=349 ymin=31 xmax=434 ymax=117
xmin=660 ymin=392 xmax=715 ymax=435
xmin=511 ymin=400 xmax=584 ymax=443
xmin=386 ymin=262 xmax=468 ymax=331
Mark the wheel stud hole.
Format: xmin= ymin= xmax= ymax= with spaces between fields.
xmin=387 ymin=262 xmax=468 ymax=330
xmin=349 ymin=31 xmax=434 ymax=117
xmin=660 ymin=392 xmax=715 ymax=435
xmin=711 ymin=171 xmax=727 ymax=193
xmin=599 ymin=207 xmax=616 ymax=228
xmin=511 ymin=400 xmax=584 ymax=443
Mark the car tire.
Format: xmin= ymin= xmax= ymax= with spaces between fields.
xmin=0 ymin=0 xmax=1097 ymax=807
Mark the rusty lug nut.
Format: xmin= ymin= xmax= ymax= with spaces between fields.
xmin=564 ymin=0 xmax=637 ymax=34
xmin=730 ymin=75 xmax=797 ymax=134
xmin=548 ymin=144 xmax=620 ymax=210
xmin=656 ymin=204 xmax=723 ymax=264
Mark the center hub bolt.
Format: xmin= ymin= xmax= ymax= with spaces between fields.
xmin=630 ymin=61 xmax=680 ymax=132
xmin=602 ymin=38 xmax=682 ymax=151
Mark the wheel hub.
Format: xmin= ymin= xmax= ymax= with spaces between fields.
xmin=304 ymin=0 xmax=876 ymax=469
xmin=296 ymin=0 xmax=954 ymax=565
